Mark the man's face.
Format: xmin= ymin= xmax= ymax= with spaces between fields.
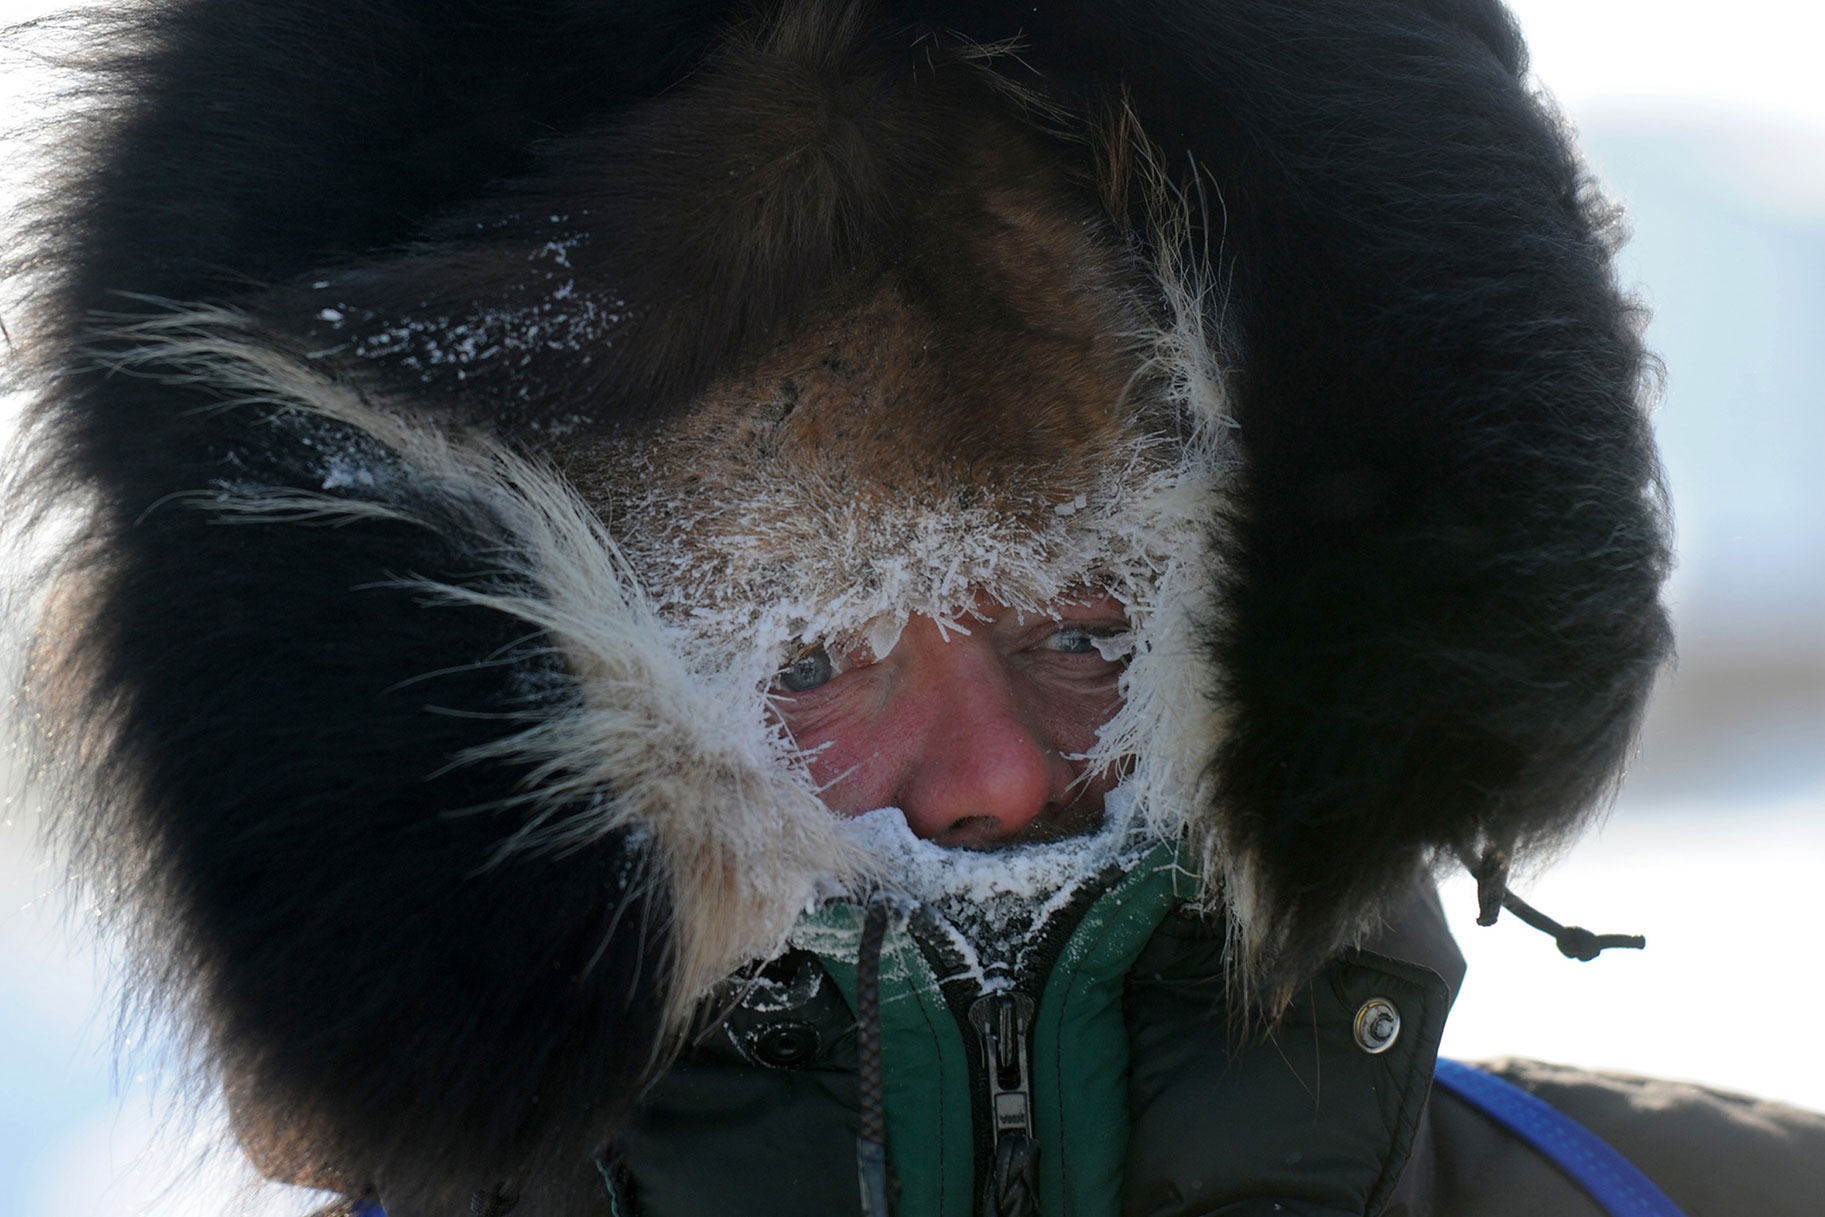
xmin=770 ymin=592 xmax=1129 ymax=847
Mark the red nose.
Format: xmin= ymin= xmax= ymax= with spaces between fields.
xmin=887 ymin=617 xmax=1079 ymax=846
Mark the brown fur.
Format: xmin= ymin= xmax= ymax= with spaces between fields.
xmin=563 ymin=117 xmax=1149 ymax=538
xmin=269 ymin=1 xmax=1157 ymax=460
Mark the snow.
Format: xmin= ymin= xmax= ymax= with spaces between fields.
xmin=317 ymin=452 xmax=382 ymax=492
xmin=844 ymin=788 xmax=1154 ymax=989
xmin=312 ymin=274 xmax=629 ymax=378
xmin=729 ymin=958 xmax=827 ymax=1015
xmin=1438 ymin=783 xmax=1825 ymax=1109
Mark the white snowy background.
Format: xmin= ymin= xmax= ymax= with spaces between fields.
xmin=4 ymin=1 xmax=1823 ymax=1213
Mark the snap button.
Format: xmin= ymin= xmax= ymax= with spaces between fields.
xmin=1353 ymin=997 xmax=1400 ymax=1054
xmin=750 ymin=1020 xmax=822 ymax=1068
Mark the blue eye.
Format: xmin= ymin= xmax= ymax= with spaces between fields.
xmin=1042 ymin=625 xmax=1132 ymax=659
xmin=775 ymin=646 xmax=835 ymax=692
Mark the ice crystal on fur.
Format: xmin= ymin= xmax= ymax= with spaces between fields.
xmin=845 ymin=789 xmax=1158 ymax=989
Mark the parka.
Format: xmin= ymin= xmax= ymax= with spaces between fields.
xmin=594 ymin=853 xmax=1825 ymax=1217
xmin=609 ymin=846 xmax=1458 ymax=1217
xmin=261 ymin=845 xmax=1825 ymax=1216
xmin=18 ymin=1 xmax=1820 ymax=1215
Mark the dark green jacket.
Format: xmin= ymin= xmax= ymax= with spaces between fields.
xmin=615 ymin=843 xmax=1455 ymax=1217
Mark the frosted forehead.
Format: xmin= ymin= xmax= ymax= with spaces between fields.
xmin=577 ymin=426 xmax=1200 ymax=672
xmin=553 ymin=215 xmax=1239 ymax=684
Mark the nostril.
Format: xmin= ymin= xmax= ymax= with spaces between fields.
xmin=937 ymin=815 xmax=1009 ymax=847
xmin=937 ymin=796 xmax=1099 ymax=847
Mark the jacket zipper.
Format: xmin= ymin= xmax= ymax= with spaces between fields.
xmin=968 ymin=991 xmax=1040 ymax=1217
xmin=902 ymin=853 xmax=1159 ymax=1216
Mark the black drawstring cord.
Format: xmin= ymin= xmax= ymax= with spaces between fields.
xmin=1462 ymin=848 xmax=1647 ymax=961
xmin=857 ymin=895 xmax=893 ymax=1217
xmin=984 ymin=1134 xmax=1042 ymax=1217
xmin=1495 ymin=886 xmax=1647 ymax=961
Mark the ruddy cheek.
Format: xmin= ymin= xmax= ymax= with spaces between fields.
xmin=1037 ymin=684 xmax=1124 ymax=758
xmin=792 ymin=719 xmax=906 ymax=817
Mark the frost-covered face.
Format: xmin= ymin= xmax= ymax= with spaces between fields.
xmin=546 ymin=133 xmax=1237 ymax=967
xmin=551 ymin=181 xmax=1238 ymax=900
xmin=770 ymin=590 xmax=1130 ymax=846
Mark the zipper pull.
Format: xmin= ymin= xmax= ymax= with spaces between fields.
xmin=969 ymin=993 xmax=1039 ymax=1217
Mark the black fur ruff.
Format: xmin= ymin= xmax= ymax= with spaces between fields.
xmin=6 ymin=0 xmax=1671 ymax=1208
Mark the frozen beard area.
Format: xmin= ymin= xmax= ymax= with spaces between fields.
xmin=841 ymin=786 xmax=1161 ymax=993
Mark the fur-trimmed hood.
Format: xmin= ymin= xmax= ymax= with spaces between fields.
xmin=7 ymin=0 xmax=1670 ymax=1208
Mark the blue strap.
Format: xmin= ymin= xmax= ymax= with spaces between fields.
xmin=348 ymin=1204 xmax=385 ymax=1217
xmin=1433 ymin=1059 xmax=1688 ymax=1217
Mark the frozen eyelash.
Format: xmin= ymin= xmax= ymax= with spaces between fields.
xmin=1089 ymin=631 xmax=1137 ymax=662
